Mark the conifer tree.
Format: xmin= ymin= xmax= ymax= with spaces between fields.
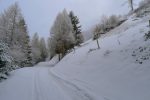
xmin=18 ymin=18 xmax=33 ymax=67
xmin=0 ymin=2 xmax=33 ymax=67
xmin=69 ymin=11 xmax=84 ymax=46
xmin=0 ymin=41 xmax=16 ymax=80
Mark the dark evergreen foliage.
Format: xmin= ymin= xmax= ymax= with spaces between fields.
xmin=69 ymin=11 xmax=84 ymax=46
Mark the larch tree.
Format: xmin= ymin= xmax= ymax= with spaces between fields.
xmin=47 ymin=38 xmax=53 ymax=59
xmin=50 ymin=9 xmax=75 ymax=60
xmin=0 ymin=2 xmax=21 ymax=45
xmin=93 ymin=25 xmax=100 ymax=49
xmin=31 ymin=33 xmax=41 ymax=64
xmin=39 ymin=38 xmax=48 ymax=61
xmin=128 ymin=0 xmax=134 ymax=11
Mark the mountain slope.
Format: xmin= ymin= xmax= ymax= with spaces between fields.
xmin=51 ymin=15 xmax=150 ymax=100
xmin=0 ymin=15 xmax=150 ymax=100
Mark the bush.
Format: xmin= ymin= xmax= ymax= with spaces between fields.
xmin=93 ymin=15 xmax=124 ymax=35
xmin=144 ymin=31 xmax=150 ymax=41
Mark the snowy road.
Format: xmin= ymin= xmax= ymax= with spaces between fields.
xmin=0 ymin=64 xmax=99 ymax=100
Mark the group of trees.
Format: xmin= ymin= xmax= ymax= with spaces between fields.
xmin=31 ymin=33 xmax=48 ymax=64
xmin=0 ymin=3 xmax=49 ymax=80
xmin=0 ymin=3 xmax=32 ymax=67
xmin=1 ymin=1 xmax=141 ymax=80
xmin=1 ymin=3 xmax=80 ymax=80
xmin=127 ymin=0 xmax=150 ymax=11
xmin=48 ymin=9 xmax=83 ymax=60
xmin=139 ymin=0 xmax=150 ymax=7
xmin=0 ymin=3 xmax=33 ymax=79
xmin=93 ymin=15 xmax=123 ymax=39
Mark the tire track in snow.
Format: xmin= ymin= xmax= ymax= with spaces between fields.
xmin=49 ymin=70 xmax=94 ymax=100
xmin=31 ymin=68 xmax=50 ymax=100
xmin=33 ymin=69 xmax=42 ymax=100
xmin=32 ymin=67 xmax=71 ymax=100
xmin=33 ymin=68 xmax=54 ymax=100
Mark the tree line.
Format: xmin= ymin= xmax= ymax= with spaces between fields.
xmin=0 ymin=3 xmax=48 ymax=80
xmin=48 ymin=9 xmax=84 ymax=60
xmin=0 ymin=3 xmax=84 ymax=80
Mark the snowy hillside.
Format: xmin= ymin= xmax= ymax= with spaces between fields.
xmin=0 ymin=14 xmax=150 ymax=100
xmin=51 ymin=14 xmax=150 ymax=100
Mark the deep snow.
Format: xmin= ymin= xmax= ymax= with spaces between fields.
xmin=0 ymin=14 xmax=150 ymax=100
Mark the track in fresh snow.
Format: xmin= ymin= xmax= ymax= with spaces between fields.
xmin=49 ymin=71 xmax=94 ymax=100
xmin=0 ymin=65 xmax=97 ymax=100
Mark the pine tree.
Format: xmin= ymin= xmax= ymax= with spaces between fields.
xmin=69 ymin=11 xmax=84 ymax=46
xmin=0 ymin=41 xmax=16 ymax=80
xmin=18 ymin=18 xmax=33 ymax=67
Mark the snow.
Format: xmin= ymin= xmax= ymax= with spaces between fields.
xmin=1 ymin=15 xmax=150 ymax=100
xmin=51 ymin=15 xmax=150 ymax=100
xmin=37 ymin=55 xmax=59 ymax=67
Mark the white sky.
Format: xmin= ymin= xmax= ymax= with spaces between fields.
xmin=0 ymin=0 xmax=142 ymax=39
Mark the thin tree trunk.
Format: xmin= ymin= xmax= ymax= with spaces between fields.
xmin=96 ymin=39 xmax=100 ymax=49
xmin=131 ymin=0 xmax=134 ymax=11
xmin=117 ymin=39 xmax=121 ymax=45
xmin=10 ymin=13 xmax=17 ymax=45
xmin=58 ymin=54 xmax=61 ymax=61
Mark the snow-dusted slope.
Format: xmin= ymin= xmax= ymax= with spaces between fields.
xmin=51 ymin=15 xmax=150 ymax=100
xmin=0 ymin=15 xmax=150 ymax=100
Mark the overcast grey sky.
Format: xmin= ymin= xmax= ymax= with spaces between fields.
xmin=0 ymin=0 xmax=141 ymax=38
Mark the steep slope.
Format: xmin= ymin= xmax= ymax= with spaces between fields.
xmin=51 ymin=15 xmax=150 ymax=100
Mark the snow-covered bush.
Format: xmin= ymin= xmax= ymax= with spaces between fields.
xmin=0 ymin=41 xmax=16 ymax=81
xmin=144 ymin=31 xmax=150 ymax=41
xmin=132 ymin=46 xmax=150 ymax=64
xmin=139 ymin=0 xmax=150 ymax=7
xmin=135 ymin=0 xmax=150 ymax=17
xmin=132 ymin=33 xmax=150 ymax=64
xmin=93 ymin=15 xmax=124 ymax=35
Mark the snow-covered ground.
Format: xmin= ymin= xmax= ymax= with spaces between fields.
xmin=0 ymin=15 xmax=150 ymax=100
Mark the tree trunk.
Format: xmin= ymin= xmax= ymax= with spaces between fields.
xmin=131 ymin=0 xmax=134 ymax=11
xmin=58 ymin=54 xmax=61 ymax=61
xmin=96 ymin=39 xmax=100 ymax=49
